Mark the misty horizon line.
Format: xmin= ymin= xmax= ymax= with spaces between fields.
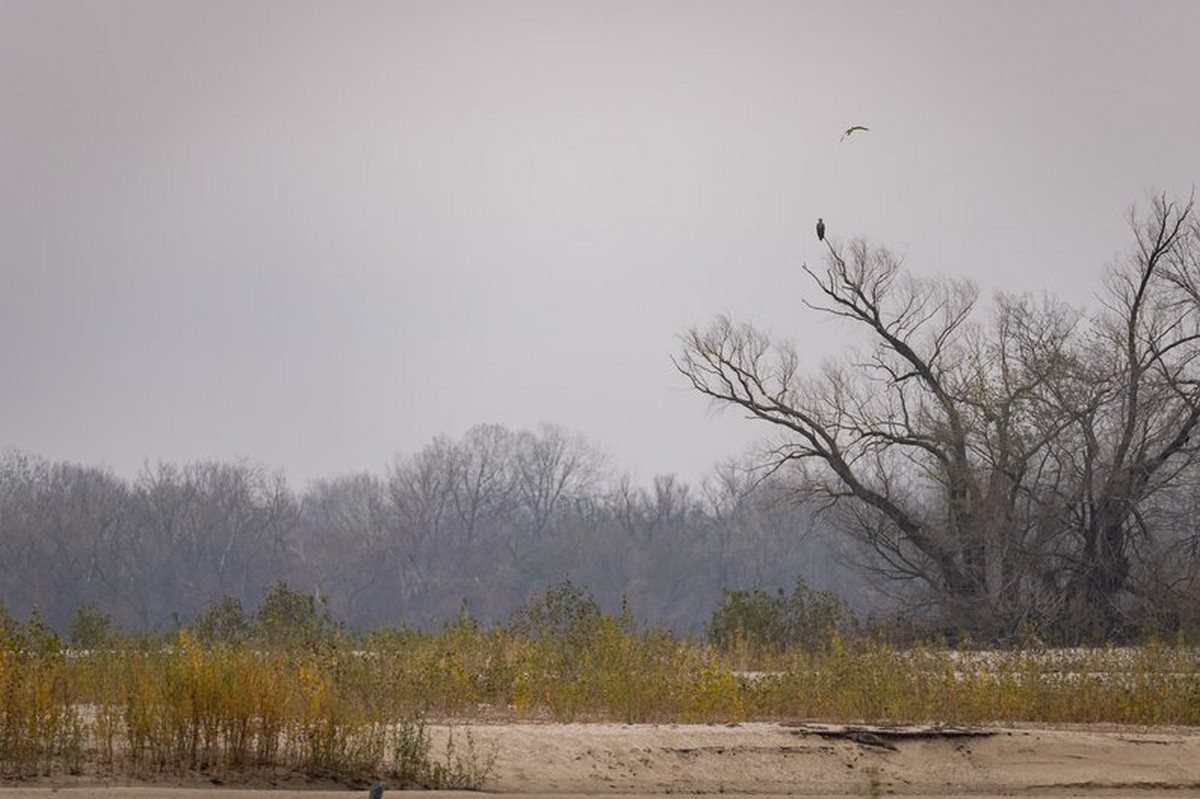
xmin=2 ymin=420 xmax=759 ymax=491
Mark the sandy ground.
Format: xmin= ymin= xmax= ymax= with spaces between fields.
xmin=4 ymin=721 xmax=1200 ymax=797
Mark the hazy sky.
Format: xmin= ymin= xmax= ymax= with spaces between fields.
xmin=3 ymin=0 xmax=1199 ymax=488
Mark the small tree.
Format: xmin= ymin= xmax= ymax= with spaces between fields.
xmin=68 ymin=603 xmax=118 ymax=649
xmin=707 ymin=578 xmax=849 ymax=653
xmin=192 ymin=595 xmax=252 ymax=645
xmin=254 ymin=581 xmax=339 ymax=649
xmin=508 ymin=580 xmax=604 ymax=643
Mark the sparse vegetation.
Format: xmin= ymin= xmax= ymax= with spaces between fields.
xmin=3 ymin=583 xmax=1200 ymax=786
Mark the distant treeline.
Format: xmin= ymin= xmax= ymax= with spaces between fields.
xmin=0 ymin=423 xmax=865 ymax=636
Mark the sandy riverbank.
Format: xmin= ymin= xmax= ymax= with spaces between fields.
xmin=4 ymin=721 xmax=1200 ymax=796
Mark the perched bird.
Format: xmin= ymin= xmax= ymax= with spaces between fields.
xmin=369 ymin=781 xmax=386 ymax=799
xmin=840 ymin=125 xmax=869 ymax=142
xmin=816 ymin=218 xmax=826 ymax=241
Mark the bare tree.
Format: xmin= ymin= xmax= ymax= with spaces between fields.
xmin=129 ymin=461 xmax=298 ymax=623
xmin=386 ymin=439 xmax=455 ymax=603
xmin=677 ymin=194 xmax=1200 ymax=640
xmin=0 ymin=453 xmax=129 ymax=630
xmin=1044 ymin=194 xmax=1200 ymax=637
xmin=448 ymin=424 xmax=518 ymax=543
xmin=296 ymin=473 xmax=392 ymax=627
xmin=677 ymin=240 xmax=1007 ymax=632
xmin=513 ymin=424 xmax=604 ymax=539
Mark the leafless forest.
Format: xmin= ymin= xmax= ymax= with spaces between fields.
xmin=0 ymin=427 xmax=859 ymax=638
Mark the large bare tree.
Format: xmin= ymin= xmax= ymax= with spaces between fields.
xmin=677 ymin=194 xmax=1200 ymax=641
xmin=1047 ymin=194 xmax=1200 ymax=637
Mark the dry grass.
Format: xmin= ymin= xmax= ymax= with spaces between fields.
xmin=3 ymin=610 xmax=1200 ymax=785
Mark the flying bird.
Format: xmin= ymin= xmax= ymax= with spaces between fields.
xmin=816 ymin=218 xmax=825 ymax=241
xmin=840 ymin=125 xmax=869 ymax=142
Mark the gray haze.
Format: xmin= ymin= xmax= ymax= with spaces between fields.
xmin=3 ymin=0 xmax=1199 ymax=487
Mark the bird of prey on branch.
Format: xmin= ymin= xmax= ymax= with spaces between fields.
xmin=816 ymin=218 xmax=825 ymax=241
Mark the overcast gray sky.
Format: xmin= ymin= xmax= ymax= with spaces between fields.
xmin=3 ymin=0 xmax=1199 ymax=488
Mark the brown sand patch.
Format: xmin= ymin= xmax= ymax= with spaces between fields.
xmin=5 ymin=721 xmax=1200 ymax=796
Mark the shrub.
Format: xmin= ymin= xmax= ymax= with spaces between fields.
xmin=254 ymin=581 xmax=341 ymax=650
xmin=191 ymin=596 xmax=252 ymax=646
xmin=707 ymin=577 xmax=850 ymax=656
xmin=508 ymin=580 xmax=603 ymax=643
